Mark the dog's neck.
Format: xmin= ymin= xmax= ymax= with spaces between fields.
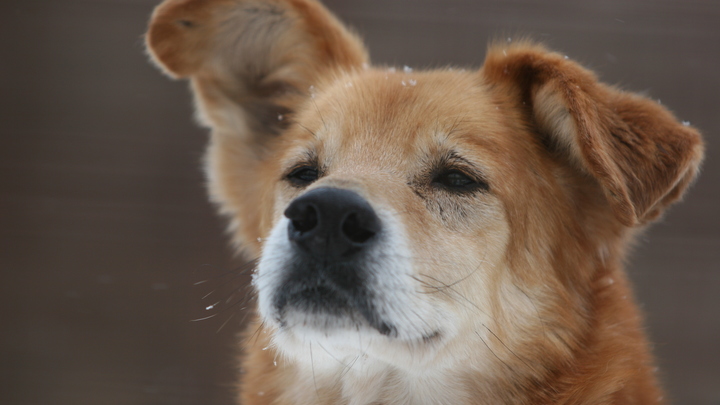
xmin=328 ymin=360 xmax=465 ymax=405
xmin=269 ymin=352 xmax=478 ymax=405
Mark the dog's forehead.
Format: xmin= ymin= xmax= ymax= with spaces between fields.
xmin=297 ymin=69 xmax=509 ymax=171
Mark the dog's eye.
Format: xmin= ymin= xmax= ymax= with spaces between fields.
xmin=432 ymin=170 xmax=488 ymax=192
xmin=286 ymin=166 xmax=319 ymax=186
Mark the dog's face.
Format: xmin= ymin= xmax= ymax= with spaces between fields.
xmin=146 ymin=0 xmax=703 ymax=395
xmin=255 ymin=70 xmax=516 ymax=367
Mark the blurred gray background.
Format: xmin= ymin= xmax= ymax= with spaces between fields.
xmin=1 ymin=0 xmax=718 ymax=404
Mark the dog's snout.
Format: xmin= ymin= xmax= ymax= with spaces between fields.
xmin=285 ymin=188 xmax=380 ymax=258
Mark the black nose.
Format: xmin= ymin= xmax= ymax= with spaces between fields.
xmin=284 ymin=188 xmax=381 ymax=258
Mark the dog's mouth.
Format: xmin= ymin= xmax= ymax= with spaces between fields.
xmin=273 ymin=272 xmax=399 ymax=337
xmin=256 ymin=202 xmax=445 ymax=345
xmin=270 ymin=273 xmax=443 ymax=344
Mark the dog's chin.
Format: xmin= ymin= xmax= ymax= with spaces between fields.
xmin=268 ymin=308 xmax=448 ymax=374
xmin=272 ymin=303 xmax=444 ymax=353
xmin=277 ymin=310 xmax=384 ymax=342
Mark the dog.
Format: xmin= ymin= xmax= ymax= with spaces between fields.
xmin=145 ymin=1 xmax=704 ymax=403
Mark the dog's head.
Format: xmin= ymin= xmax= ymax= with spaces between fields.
xmin=147 ymin=0 xmax=703 ymax=374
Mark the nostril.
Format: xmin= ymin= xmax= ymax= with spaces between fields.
xmin=285 ymin=188 xmax=382 ymax=256
xmin=341 ymin=212 xmax=377 ymax=244
xmin=290 ymin=205 xmax=318 ymax=233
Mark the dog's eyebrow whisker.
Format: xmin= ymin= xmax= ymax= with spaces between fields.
xmin=443 ymin=115 xmax=470 ymax=140
xmin=311 ymin=97 xmax=328 ymax=133
xmin=297 ymin=123 xmax=318 ymax=139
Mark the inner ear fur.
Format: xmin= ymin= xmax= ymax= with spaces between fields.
xmin=483 ymin=42 xmax=704 ymax=226
xmin=146 ymin=0 xmax=368 ymax=139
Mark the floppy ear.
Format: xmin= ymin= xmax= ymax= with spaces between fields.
xmin=146 ymin=0 xmax=368 ymax=141
xmin=482 ymin=43 xmax=704 ymax=226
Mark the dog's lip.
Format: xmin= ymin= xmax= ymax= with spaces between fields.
xmin=276 ymin=298 xmax=443 ymax=344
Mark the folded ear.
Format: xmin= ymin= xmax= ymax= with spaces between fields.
xmin=146 ymin=0 xmax=368 ymax=140
xmin=482 ymin=43 xmax=704 ymax=226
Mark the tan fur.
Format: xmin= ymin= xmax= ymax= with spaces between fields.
xmin=146 ymin=1 xmax=704 ymax=404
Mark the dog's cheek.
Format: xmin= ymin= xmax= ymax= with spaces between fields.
xmin=412 ymin=198 xmax=511 ymax=328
